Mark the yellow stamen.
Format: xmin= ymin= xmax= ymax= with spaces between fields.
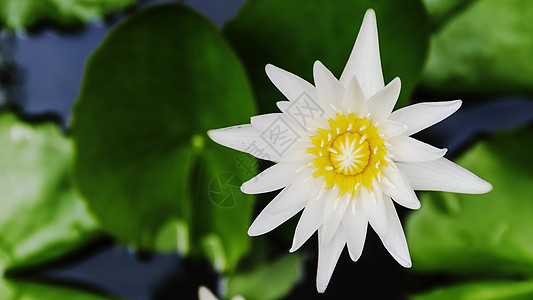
xmin=308 ymin=112 xmax=388 ymax=197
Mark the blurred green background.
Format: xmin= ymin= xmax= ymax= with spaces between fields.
xmin=0 ymin=0 xmax=533 ymax=299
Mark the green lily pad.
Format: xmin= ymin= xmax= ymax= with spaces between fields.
xmin=406 ymin=128 xmax=533 ymax=275
xmin=411 ymin=280 xmax=533 ymax=300
xmin=227 ymin=254 xmax=304 ymax=300
xmin=422 ymin=0 xmax=476 ymax=28
xmin=223 ymin=0 xmax=430 ymax=113
xmin=72 ymin=4 xmax=257 ymax=271
xmin=0 ymin=112 xmax=99 ymax=273
xmin=0 ymin=279 xmax=115 ymax=299
xmin=421 ymin=0 xmax=533 ymax=97
xmin=0 ymin=0 xmax=137 ymax=30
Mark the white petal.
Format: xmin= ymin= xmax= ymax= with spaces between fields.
xmin=248 ymin=187 xmax=306 ymax=236
xmin=377 ymin=119 xmax=408 ymax=139
xmin=307 ymin=117 xmax=331 ymax=132
xmin=366 ymin=77 xmax=401 ymax=121
xmin=316 ymin=225 xmax=346 ymax=293
xmin=389 ymin=100 xmax=462 ymax=136
xmin=276 ymin=101 xmax=290 ymax=113
xmin=359 ymin=186 xmax=388 ymax=237
xmin=321 ymin=188 xmax=341 ymax=226
xmin=250 ymin=113 xmax=282 ymax=131
xmin=321 ymin=193 xmax=350 ymax=245
xmin=388 ymin=135 xmax=447 ymax=163
xmin=277 ymin=99 xmax=323 ymax=134
xmin=290 ymin=191 xmax=327 ymax=252
xmin=248 ymin=112 xmax=306 ymax=160
xmin=208 ymin=125 xmax=280 ymax=161
xmin=397 ymin=157 xmax=493 ymax=194
xmin=379 ymin=197 xmax=412 ymax=268
xmin=313 ymin=60 xmax=345 ymax=111
xmin=381 ymin=164 xmax=421 ymax=209
xmin=198 ymin=286 xmax=218 ymax=300
xmin=241 ymin=161 xmax=302 ymax=194
xmin=265 ymin=64 xmax=316 ymax=102
xmin=251 ymin=113 xmax=302 ymax=133
xmin=342 ymin=198 xmax=368 ymax=262
xmin=272 ymin=174 xmax=319 ymax=214
xmin=278 ymin=146 xmax=316 ymax=162
xmin=341 ymin=77 xmax=366 ymax=113
xmin=339 ymin=9 xmax=384 ymax=99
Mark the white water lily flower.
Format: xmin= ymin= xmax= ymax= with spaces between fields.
xmin=208 ymin=9 xmax=492 ymax=293
xmin=198 ymin=286 xmax=244 ymax=300
xmin=198 ymin=286 xmax=219 ymax=300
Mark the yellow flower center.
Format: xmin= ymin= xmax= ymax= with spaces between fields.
xmin=330 ymin=132 xmax=370 ymax=175
xmin=308 ymin=113 xmax=388 ymax=197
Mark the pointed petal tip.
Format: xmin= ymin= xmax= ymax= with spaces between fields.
xmin=198 ymin=286 xmax=217 ymax=300
xmin=479 ymin=180 xmax=494 ymax=194
xmin=247 ymin=226 xmax=261 ymax=237
xmin=451 ymin=99 xmax=462 ymax=111
xmin=347 ymin=243 xmax=364 ymax=262
xmin=461 ymin=174 xmax=493 ymax=194
xmin=313 ymin=60 xmax=325 ymax=72
xmin=410 ymin=200 xmax=422 ymax=210
xmin=240 ymin=182 xmax=252 ymax=194
xmin=339 ymin=6 xmax=383 ymax=95
xmin=388 ymin=76 xmax=402 ymax=95
xmin=247 ymin=221 xmax=264 ymax=236
xmin=360 ymin=8 xmax=377 ymax=37
xmin=206 ymin=128 xmax=222 ymax=144
xmin=390 ymin=249 xmax=412 ymax=268
xmin=364 ymin=8 xmax=376 ymax=21
xmin=313 ymin=60 xmax=334 ymax=77
xmin=395 ymin=197 xmax=421 ymax=210
xmin=446 ymin=99 xmax=462 ymax=114
xmin=206 ymin=129 xmax=215 ymax=140
xmin=288 ymin=238 xmax=300 ymax=253
xmin=264 ymin=63 xmax=276 ymax=79
xmin=387 ymin=77 xmax=402 ymax=98
xmin=391 ymin=76 xmax=401 ymax=88
xmin=265 ymin=63 xmax=275 ymax=73
xmin=316 ymin=280 xmax=328 ymax=294
xmin=431 ymin=147 xmax=448 ymax=158
xmin=402 ymin=260 xmax=413 ymax=268
xmin=206 ymin=127 xmax=241 ymax=149
xmin=207 ymin=127 xmax=249 ymax=145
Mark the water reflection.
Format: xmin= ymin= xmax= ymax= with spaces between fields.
xmin=13 ymin=24 xmax=112 ymax=125
xmin=0 ymin=31 xmax=19 ymax=107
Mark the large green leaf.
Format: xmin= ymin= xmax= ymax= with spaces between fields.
xmin=223 ymin=0 xmax=430 ymax=113
xmin=0 ymin=112 xmax=99 ymax=273
xmin=406 ymin=128 xmax=533 ymax=274
xmin=227 ymin=254 xmax=304 ymax=300
xmin=72 ymin=4 xmax=257 ymax=271
xmin=0 ymin=279 xmax=115 ymax=299
xmin=0 ymin=0 xmax=137 ymax=30
xmin=421 ymin=0 xmax=533 ymax=97
xmin=412 ymin=280 xmax=533 ymax=300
